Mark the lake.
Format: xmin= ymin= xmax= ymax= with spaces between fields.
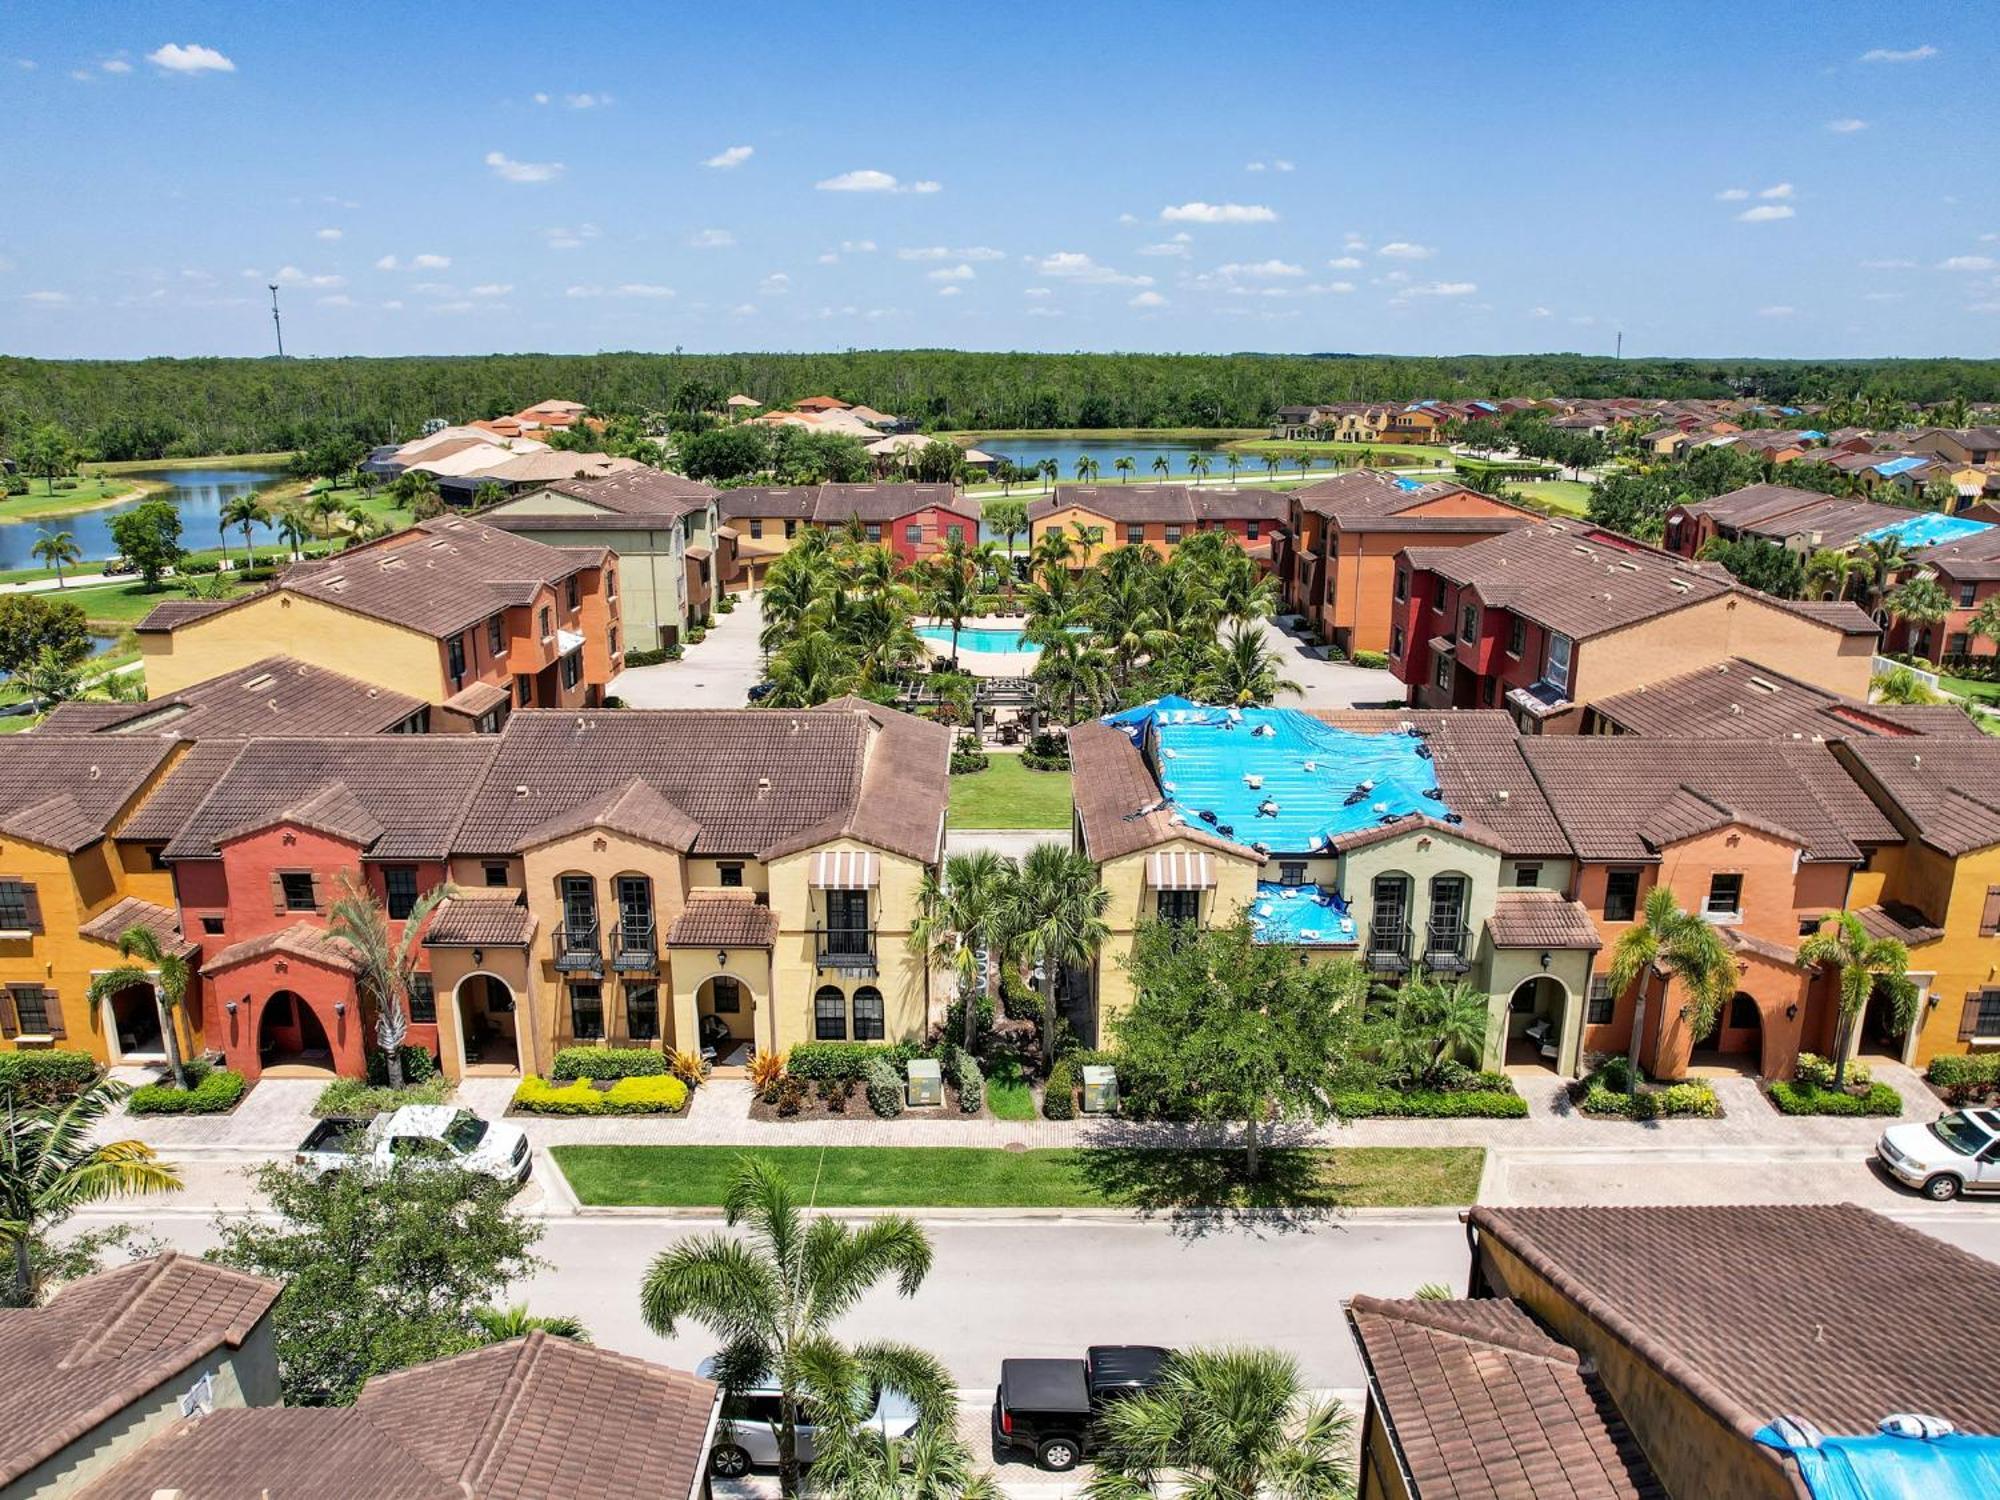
xmin=0 ymin=467 xmax=286 ymax=572
xmin=969 ymin=436 xmax=1241 ymax=486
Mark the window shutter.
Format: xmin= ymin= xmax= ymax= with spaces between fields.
xmin=20 ymin=884 xmax=42 ymax=934
xmin=1961 ymin=993 xmax=1984 ymax=1042
xmin=269 ymin=872 xmax=286 ymax=915
xmin=43 ymin=988 xmax=64 ymax=1040
xmin=0 ymin=990 xmax=16 ymax=1038
xmin=310 ymin=874 xmax=327 ymax=913
xmin=1982 ymin=888 xmax=2000 ymax=937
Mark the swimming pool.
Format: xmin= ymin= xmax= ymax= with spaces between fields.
xmin=916 ymin=623 xmax=1040 ymax=654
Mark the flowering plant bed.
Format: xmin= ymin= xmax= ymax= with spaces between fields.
xmin=510 ymin=1074 xmax=689 ymax=1117
xmin=1571 ymin=1060 xmax=1722 ymax=1120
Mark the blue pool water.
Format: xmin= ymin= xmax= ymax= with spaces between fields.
xmin=917 ymin=623 xmax=1039 ymax=654
xmin=1859 ymin=512 xmax=1992 ymax=551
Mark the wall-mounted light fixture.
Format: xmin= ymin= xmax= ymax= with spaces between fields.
xmin=717 ymin=950 xmax=729 ymax=969
xmin=1539 ymin=950 xmax=1552 ymax=970
xmin=1785 ymin=1003 xmax=1799 ymax=1021
xmin=224 ymin=1001 xmax=238 ymax=1015
xmin=334 ymin=1001 xmax=347 ymax=1017
xmin=473 ymin=948 xmax=484 ymax=966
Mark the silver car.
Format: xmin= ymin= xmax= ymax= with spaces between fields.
xmin=698 ymin=1360 xmax=923 ymax=1478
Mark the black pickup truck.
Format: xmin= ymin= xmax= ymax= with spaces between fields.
xmin=992 ymin=1345 xmax=1172 ymax=1471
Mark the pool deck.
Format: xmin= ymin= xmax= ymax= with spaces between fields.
xmin=918 ymin=617 xmax=1042 ymax=675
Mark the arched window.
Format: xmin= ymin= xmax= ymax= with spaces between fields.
xmin=1369 ymin=874 xmax=1410 ymax=961
xmin=1728 ymin=992 xmax=1760 ymax=1032
xmin=852 ymin=986 xmax=885 ymax=1041
xmin=814 ymin=985 xmax=847 ymax=1042
xmin=1427 ymin=874 xmax=1470 ymax=966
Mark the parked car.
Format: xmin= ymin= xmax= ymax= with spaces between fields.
xmin=697 ymin=1361 xmax=922 ymax=1477
xmin=1877 ymin=1108 xmax=2000 ymax=1200
xmin=102 ymin=556 xmax=136 ymax=576
xmin=992 ymin=1345 xmax=1173 ymax=1471
xmin=747 ymin=680 xmax=777 ymax=702
xmin=293 ymin=1105 xmax=531 ymax=1185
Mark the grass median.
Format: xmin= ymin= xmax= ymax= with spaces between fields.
xmin=947 ymin=758 xmax=1072 ymax=830
xmin=550 ymin=1144 xmax=1483 ymax=1210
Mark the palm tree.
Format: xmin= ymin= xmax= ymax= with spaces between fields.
xmin=1857 ymin=535 xmax=1910 ymax=611
xmin=17 ymin=647 xmax=83 ymax=714
xmin=1151 ymin=455 xmax=1171 ymax=481
xmin=912 ymin=852 xmax=1012 ymax=1048
xmin=1073 ymin=456 xmax=1101 ymax=483
xmin=639 ymin=1157 xmax=938 ymax=1497
xmin=1030 ymin=528 xmax=1075 ymax=582
xmin=765 ymin=632 xmax=860 ymax=707
xmin=1225 ymin=452 xmax=1242 ymax=486
xmin=1294 ymin=453 xmax=1316 ymax=480
xmin=30 ymin=530 xmax=80 ymax=589
xmin=1082 ymin=1346 xmax=1354 ymax=1500
xmin=798 ymin=1340 xmax=995 ymax=1499
xmin=1262 ymin=454 xmax=1282 ymax=484
xmin=1803 ymin=548 xmax=1857 ymax=602
xmin=86 ymin=924 xmax=194 ymax=1092
xmin=307 ymin=489 xmax=348 ymax=539
xmin=1 ymin=1077 xmax=182 ymax=1306
xmin=920 ymin=539 xmax=988 ymax=666
xmin=1089 ymin=567 xmax=1168 ymax=692
xmin=1038 ymin=458 xmax=1058 ymax=494
xmin=1886 ymin=574 xmax=1952 ymax=652
xmin=324 ymin=870 xmax=453 ymax=1089
xmin=275 ymin=502 xmax=313 ymax=562
xmin=1198 ymin=621 xmax=1303 ymax=706
xmin=984 ymin=496 xmax=1029 ymax=580
xmin=1114 ymin=456 xmax=1135 ymax=483
xmin=1604 ymin=886 xmax=1735 ymax=1089
xmin=1363 ymin=977 xmax=1492 ymax=1086
xmin=471 ymin=1302 xmax=592 ymax=1344
xmin=1029 ymin=631 xmax=1114 ymax=723
xmin=1004 ymin=843 xmax=1110 ymax=1069
xmin=1970 ymin=596 xmax=2000 ymax=654
xmin=220 ymin=494 xmax=270 ymax=572
xmin=1871 ymin=665 xmax=1941 ymax=705
xmin=758 ymin=556 xmax=828 ymax=660
xmin=1796 ymin=912 xmax=1919 ymax=1090
xmin=1186 ymin=452 xmax=1213 ymax=484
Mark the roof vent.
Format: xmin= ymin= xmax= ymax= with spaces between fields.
xmin=89 ymin=764 xmax=102 ymax=780
xmin=243 ymin=674 xmax=275 ymax=691
xmin=515 ymin=784 xmax=531 ymax=798
xmin=757 ymin=776 xmax=771 ymax=792
xmin=1493 ymin=789 xmax=1509 ymax=803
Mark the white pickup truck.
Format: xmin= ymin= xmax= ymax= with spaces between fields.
xmin=294 ymin=1105 xmax=532 ymax=1185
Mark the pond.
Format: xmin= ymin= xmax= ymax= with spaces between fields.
xmin=970 ymin=436 xmax=1243 ymax=487
xmin=0 ymin=467 xmax=287 ymax=572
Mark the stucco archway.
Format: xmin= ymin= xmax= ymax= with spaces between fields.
xmin=452 ymin=972 xmax=523 ymax=1076
xmin=694 ymin=974 xmax=755 ymax=1064
xmin=1504 ymin=975 xmax=1570 ymax=1073
xmin=257 ymin=988 xmax=336 ymax=1076
xmin=103 ymin=980 xmax=165 ymax=1063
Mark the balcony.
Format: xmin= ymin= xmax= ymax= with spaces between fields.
xmin=613 ymin=919 xmax=657 ymax=972
xmin=815 ymin=925 xmax=877 ymax=976
xmin=1423 ymin=922 xmax=1471 ymax=974
xmin=1365 ymin=924 xmax=1410 ymax=974
xmin=553 ymin=924 xmax=603 ymax=974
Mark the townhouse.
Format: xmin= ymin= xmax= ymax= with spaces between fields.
xmin=1909 ymin=425 xmax=2000 ymax=467
xmin=1278 ymin=470 xmax=1540 ymax=656
xmin=36 ymin=655 xmax=430 ymax=737
xmin=718 ymin=482 xmax=978 ymax=575
xmin=716 ymin=485 xmax=818 ymax=589
xmin=138 ymin=517 xmax=624 ymax=730
xmin=1390 ymin=521 xmax=1879 ymax=732
xmin=1662 ymin=481 xmax=1988 ymax=561
xmin=478 ymin=466 xmax=725 ymax=650
xmin=1885 ymin=524 xmax=2000 ymax=663
xmin=1583 ymin=657 xmax=1986 ymax=741
xmin=1027 ymin=484 xmax=1288 ymax=568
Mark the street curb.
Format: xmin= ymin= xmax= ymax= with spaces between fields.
xmin=561 ymin=1203 xmax=1474 ymax=1224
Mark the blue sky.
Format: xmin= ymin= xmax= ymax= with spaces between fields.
xmin=4 ymin=2 xmax=1996 ymax=360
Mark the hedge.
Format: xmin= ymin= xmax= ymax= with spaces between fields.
xmin=787 ymin=1042 xmax=904 ymax=1082
xmin=1332 ymin=1088 xmax=1528 ymax=1119
xmin=941 ymin=1045 xmax=984 ymax=1114
xmin=1927 ymin=1054 xmax=2000 ymax=1103
xmin=0 ymin=1050 xmax=98 ymax=1105
xmin=1579 ymin=1079 xmax=1719 ymax=1120
xmin=512 ymin=1074 xmax=688 ymax=1115
xmin=1352 ymin=650 xmax=1390 ymax=670
xmin=1768 ymin=1081 xmax=1903 ymax=1117
xmin=864 ymin=1057 xmax=905 ymax=1118
xmin=128 ymin=1066 xmax=248 ymax=1115
xmin=1042 ymin=1059 xmax=1076 ymax=1120
xmin=552 ymin=1047 xmax=669 ymax=1081
xmin=312 ymin=1076 xmax=452 ymax=1119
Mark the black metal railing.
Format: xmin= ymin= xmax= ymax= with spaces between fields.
xmin=553 ymin=923 xmax=603 ymax=973
xmin=1366 ymin=923 xmax=1410 ymax=973
xmin=613 ymin=918 xmax=657 ymax=971
xmin=1424 ymin=922 xmax=1470 ymax=973
xmin=815 ymin=925 xmax=878 ymax=975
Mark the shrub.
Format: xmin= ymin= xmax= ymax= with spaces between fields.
xmin=1927 ymin=1054 xmax=2000 ymax=1103
xmin=1042 ymin=1059 xmax=1076 ymax=1119
xmin=0 ymin=1049 xmax=98 ymax=1105
xmin=551 ymin=1046 xmax=668 ymax=1081
xmin=128 ymin=1065 xmax=247 ymax=1115
xmin=717 ymin=594 xmax=737 ymax=614
xmin=1580 ymin=1074 xmax=1720 ymax=1120
xmin=818 ymin=1076 xmax=855 ymax=1113
xmin=622 ymin=646 xmax=672 ymax=668
xmin=176 ymin=557 xmax=219 ymax=576
xmin=1020 ymin=752 xmax=1069 ymax=771
xmin=999 ymin=972 xmax=1044 ymax=1025
xmin=787 ymin=1042 xmax=897 ymax=1082
xmin=776 ymin=1076 xmax=808 ymax=1116
xmin=313 ymin=1075 xmax=450 ymax=1119
xmin=1353 ymin=650 xmax=1390 ymax=670
xmin=1024 ymin=730 xmax=1068 ymax=766
xmin=365 ymin=1045 xmax=438 ymax=1086
xmin=1793 ymin=1052 xmax=1870 ymax=1090
xmin=864 ymin=1057 xmax=904 ymax=1118
xmin=950 ymin=732 xmax=990 ymax=775
xmin=941 ymin=992 xmax=996 ymax=1052
xmin=686 ymin=627 xmax=708 ymax=646
xmin=669 ymin=1049 xmax=708 ymax=1087
xmin=749 ymin=1050 xmax=786 ymax=1098
xmin=602 ymin=1075 xmax=689 ymax=1114
xmin=1330 ymin=1088 xmax=1528 ymax=1119
xmin=512 ymin=1074 xmax=687 ymax=1115
xmin=941 ymin=1044 xmax=985 ymax=1114
xmin=1769 ymin=1080 xmax=1902 ymax=1117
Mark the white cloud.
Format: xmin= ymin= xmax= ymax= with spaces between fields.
xmin=1407 ymin=281 xmax=1478 ymax=297
xmin=927 ymin=264 xmax=975 ymax=282
xmin=1826 ymin=118 xmax=1868 ymax=133
xmin=1328 ymin=256 xmax=1363 ymax=270
xmin=1377 ymin=242 xmax=1435 ymax=259
xmin=1026 ymin=305 xmax=1062 ymax=318
xmin=101 ymin=58 xmax=132 ymax=74
xmin=1244 ymin=159 xmax=1294 ymax=173
xmin=760 ymin=272 xmax=791 ymax=294
xmin=470 ymin=283 xmax=512 ymax=297
xmin=731 ymin=303 xmax=758 ymax=316
xmin=271 ymin=265 xmax=344 ymax=288
xmin=898 ymin=245 xmax=1003 ymax=261
xmin=1941 ymin=256 xmax=1999 ymax=272
xmin=816 ymin=169 xmax=940 ymax=193
xmin=1161 ymin=202 xmax=1276 ymax=224
xmin=1859 ymin=44 xmax=1937 ymax=63
xmin=380 ymin=299 xmax=403 ymax=310
xmin=841 ymin=239 xmax=876 ymax=253
xmin=22 ymin=290 xmax=70 ymax=304
xmin=1759 ymin=182 xmax=1794 ymax=200
xmin=411 ymin=282 xmax=456 ymax=297
xmin=532 ymin=92 xmax=549 ymax=104
xmin=704 ymin=145 xmax=754 ymax=169
xmin=412 ymin=253 xmax=450 ymax=269
xmin=1716 ymin=188 xmax=1750 ymax=201
xmin=690 ymin=228 xmax=735 ymax=249
xmin=565 ymin=285 xmax=603 ymax=298
xmin=616 ymin=283 xmax=674 ymax=298
xmin=1303 ymin=282 xmax=1354 ymax=295
xmin=484 ymin=150 xmax=564 ymax=184
xmin=317 ymin=293 xmax=355 ymax=308
xmin=1862 ymin=291 xmax=1905 ymax=302
xmin=1130 ymin=290 xmax=1167 ymax=307
xmin=1969 ymin=301 xmax=2000 ymax=314
xmin=936 ymin=285 xmax=962 ymax=298
xmin=1033 ymin=251 xmax=1153 ymax=286
xmin=1737 ymin=204 xmax=1795 ymax=222
xmin=374 ymin=254 xmax=399 ymax=270
xmin=69 ymin=69 xmax=91 ymax=82
xmin=1859 ymin=257 xmax=1917 ymax=269
xmin=1023 ymin=287 xmax=1052 ymax=299
xmin=315 ymin=227 xmax=342 ymax=241
xmin=1140 ymin=241 xmax=1190 ymax=258
xmin=564 ymin=92 xmax=609 ymax=109
xmin=147 ymin=43 xmax=235 ymax=73
xmin=817 ymin=252 xmax=838 ymax=264
xmin=1530 ymin=306 xmax=1552 ymax=318
xmin=15 ymin=59 xmax=36 ymax=70
xmin=1758 ymin=305 xmax=1796 ymax=317
xmin=1216 ymin=259 xmax=1305 ymax=279
xmin=543 ymin=223 xmax=599 ymax=251
xmin=1117 ymin=213 xmax=1138 ymax=225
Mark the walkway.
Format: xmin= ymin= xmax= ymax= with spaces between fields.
xmin=1254 ymin=616 xmax=1405 ymax=709
xmin=611 ymin=594 xmax=765 ymax=708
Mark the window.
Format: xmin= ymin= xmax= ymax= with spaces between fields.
xmin=718 ymin=862 xmax=744 ymax=889
xmin=1507 ymin=617 xmax=1525 ymax=658
xmin=1394 ymin=570 xmax=1408 ymax=603
xmin=710 ymin=976 xmax=741 ymax=1014
xmin=815 ymin=985 xmax=847 ymax=1041
xmin=905 ymin=524 xmax=923 ymax=545
xmin=1603 ymin=868 xmax=1641 ymax=923
xmin=147 ymin=845 xmax=169 ymax=871
xmin=1800 ymin=915 xmax=1823 ymax=937
xmin=1127 ymin=525 xmax=1145 ymax=545
xmin=280 ymin=872 xmax=317 ymax=911
xmin=1432 ymin=581 xmax=1446 ymax=615
xmin=1482 ymin=676 xmax=1497 ymax=707
xmin=865 ymin=524 xmax=882 ymax=543
xmin=570 ymin=983 xmax=604 ymax=1040
xmin=617 ymin=875 xmax=653 ymax=950
xmin=560 ymin=874 xmax=597 ymax=939
xmin=1961 ymin=582 xmax=1978 ymax=607
xmin=1391 ymin=624 xmax=1406 ymax=657
xmin=475 ymin=709 xmax=501 ymax=735
xmin=1433 ymin=656 xmax=1452 ymax=693
xmin=516 ymin=675 xmax=534 ymax=708
xmin=605 ymin=571 xmax=616 ymax=601
xmin=484 ymin=862 xmax=510 ymax=888
xmin=784 ymin=519 xmax=798 ymax=538
xmin=627 ymin=985 xmax=659 ymax=1039
xmin=488 ymin=616 xmax=504 ymax=655
xmin=1164 ymin=527 xmax=1182 ymax=544
xmin=566 ymin=576 xmax=580 ymax=611
xmin=749 ymin=519 xmax=764 ymax=540
xmin=825 ymin=889 xmax=870 ymax=953
xmin=1279 ymin=861 xmax=1308 ymax=887
xmin=1950 ymin=633 xmax=1971 ymax=657
xmin=1973 ymin=991 xmax=2000 ymax=1040
xmin=200 ymin=915 xmax=225 ymax=935
xmin=1246 ymin=521 xmax=1260 ymax=541
xmin=1705 ymin=873 xmax=1743 ymax=918
xmin=1428 ymin=875 xmax=1468 ymax=953
xmin=1460 ymin=602 xmax=1479 ymax=643
xmin=608 ymin=626 xmax=619 ymax=658
xmin=1370 ymin=875 xmax=1410 ymax=955
xmin=1586 ymin=976 xmax=1614 ymax=1025
xmin=0 ymin=880 xmax=32 ymax=932
xmin=447 ymin=634 xmax=466 ymax=683
xmin=1155 ymin=889 xmax=1201 ymax=924
xmin=408 ymin=974 xmax=436 ymax=1025
xmin=853 ymin=986 xmax=885 ymax=1040
xmin=561 ymin=651 xmax=582 ymax=691
xmin=539 ymin=607 xmax=553 ymax=640
xmin=383 ymin=866 xmax=420 ymax=921
xmin=947 ymin=525 xmax=964 ymax=545
xmin=1544 ymin=632 xmax=1573 ymax=692
xmin=1514 ymin=864 xmax=1542 ymax=888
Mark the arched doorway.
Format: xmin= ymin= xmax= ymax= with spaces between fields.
xmin=1504 ymin=975 xmax=1567 ymax=1072
xmin=454 ymin=973 xmax=521 ymax=1074
xmin=696 ymin=975 xmax=753 ymax=1066
xmin=258 ymin=989 xmax=333 ymax=1073
xmin=1694 ymin=990 xmax=1764 ymax=1072
xmin=105 ymin=981 xmax=164 ymax=1062
xmin=1858 ymin=975 xmax=1919 ymax=1064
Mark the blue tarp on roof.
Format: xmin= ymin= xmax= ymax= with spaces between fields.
xmin=1858 ymin=512 xmax=1993 ymax=550
xmin=1249 ymin=881 xmax=1355 ymax=945
xmin=1799 ymin=429 xmax=1827 ymax=440
xmin=1099 ymin=699 xmax=1448 ymax=855
xmin=1872 ymin=456 xmax=1929 ymax=477
xmin=1757 ymin=1421 xmax=2000 ymax=1500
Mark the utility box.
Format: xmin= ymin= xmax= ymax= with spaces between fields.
xmin=1081 ymin=1065 xmax=1118 ymax=1115
xmin=906 ymin=1058 xmax=943 ymax=1108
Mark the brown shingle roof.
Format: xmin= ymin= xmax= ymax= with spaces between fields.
xmin=667 ymin=897 xmax=778 ymax=947
xmin=1469 ymin=1203 xmax=2000 ymax=1438
xmin=1030 ymin=484 xmax=1199 ymax=525
xmin=1590 ymin=657 xmax=1978 ymax=742
xmin=134 ymin=594 xmax=263 ymax=634
xmin=1837 ymin=737 xmax=2000 ymax=855
xmin=1488 ymin=889 xmax=1602 ymax=950
xmin=809 ymin=482 xmax=970 ymax=524
xmin=1346 ymin=1295 xmax=1664 ymax=1500
xmin=113 ymin=738 xmax=248 ymax=844
xmin=35 ymin=657 xmax=425 ymax=739
xmin=202 ymin=921 xmax=360 ymax=976
xmin=716 ymin=486 xmax=819 ymax=520
xmin=0 ymin=737 xmax=176 ymax=852
xmin=422 ymin=894 xmax=537 ymax=949
xmin=1914 ymin=524 xmax=2000 ymax=581
xmin=0 ymin=1253 xmax=281 ymax=1489
xmin=527 ymin=466 xmax=717 ymax=517
xmin=78 ymin=895 xmax=197 ymax=959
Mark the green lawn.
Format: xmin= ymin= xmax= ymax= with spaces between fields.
xmin=1226 ymin=439 xmax=1456 ymax=466
xmin=551 ymin=1144 xmax=1484 ymax=1210
xmin=85 ymin=452 xmax=295 ymax=475
xmin=60 ymin=578 xmax=260 ymax=629
xmin=1504 ymin=480 xmax=1592 ymax=515
xmin=0 ymin=476 xmax=160 ymax=522
xmin=1941 ymin=674 xmax=2000 ymax=703
xmin=949 ymin=758 xmax=1073 ymax=829
xmin=983 ymin=1056 xmax=1037 ymax=1121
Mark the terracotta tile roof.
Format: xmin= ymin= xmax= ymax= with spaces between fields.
xmin=456 ymin=701 xmax=947 ymax=864
xmin=667 ymin=897 xmax=778 ymax=947
xmin=439 ymin=678 xmax=513 ymax=719
xmin=809 ymin=482 xmax=970 ymax=524
xmin=134 ymin=594 xmax=264 ymax=634
xmin=1680 ymin=483 xmax=1912 ymax=546
xmin=1779 ymin=598 xmax=1880 ymax=633
xmin=80 ymin=1406 xmax=462 ymax=1499
xmin=507 ymin=466 xmax=719 ymax=520
xmin=1030 ymin=484 xmax=1198 ymax=525
xmin=0 ymin=1253 xmax=281 ymax=1490
xmin=218 ymin=780 xmax=386 ymax=848
xmin=1191 ymin=489 xmax=1291 ymax=523
xmin=1914 ymin=524 xmax=2000 ymax=581
xmin=0 ymin=736 xmax=176 ymax=852
xmin=78 ymin=895 xmax=197 ymax=959
xmin=37 ymin=657 xmax=426 ymax=739
xmin=1488 ymin=889 xmax=1602 ymax=950
xmin=1854 ymin=900 xmax=1944 ymax=946
xmin=1346 ymin=1295 xmax=1664 ymax=1500
xmin=1719 ymin=926 xmax=1802 ymax=967
xmin=113 ymin=739 xmax=248 ymax=844
xmin=423 ymin=894 xmax=536 ymax=948
xmin=1837 ymin=738 xmax=2000 ymax=855
xmin=716 ymin=486 xmax=820 ymax=520
xmin=1326 ymin=812 xmax=1507 ymax=856
xmin=515 ymin=776 xmax=701 ymax=854
xmin=202 ymin=921 xmax=360 ymax=976
xmin=163 ymin=737 xmax=499 ymax=861
xmin=1590 ymin=657 xmax=1983 ymax=742
xmin=1068 ymin=720 xmax=1244 ymax=863
xmin=1469 ymin=1203 xmax=2000 ymax=1438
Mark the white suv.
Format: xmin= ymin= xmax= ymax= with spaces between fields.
xmin=1877 ymin=1108 xmax=2000 ymax=1201
xmin=697 ymin=1361 xmax=922 ymax=1478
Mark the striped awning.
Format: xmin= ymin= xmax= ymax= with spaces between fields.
xmin=1146 ymin=851 xmax=1216 ymax=889
xmin=810 ymin=849 xmax=880 ymax=888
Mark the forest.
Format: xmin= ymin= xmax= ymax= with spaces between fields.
xmin=4 ymin=350 xmax=2000 ymax=462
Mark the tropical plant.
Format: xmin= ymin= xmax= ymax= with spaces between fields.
xmin=1004 ymin=843 xmax=1112 ymax=1070
xmin=1363 ymin=977 xmax=1493 ymax=1087
xmin=1197 ymin=620 xmax=1301 ymax=706
xmin=638 ymin=1157 xmax=938 ymax=1497
xmin=86 ymin=923 xmax=195 ymax=1092
xmin=1856 ymin=535 xmax=1910 ymax=610
xmin=1082 ymin=1346 xmax=1355 ymax=1499
xmin=220 ymin=494 xmax=271 ymax=571
xmin=275 ymin=502 xmax=314 ymax=561
xmin=30 ymin=530 xmax=80 ymax=588
xmin=1604 ymin=887 xmax=1735 ymax=1089
xmin=1186 ymin=452 xmax=1213 ymax=483
xmin=1796 ymin=911 xmax=1919 ymax=1090
xmin=1803 ymin=548 xmax=1857 ymax=602
xmin=1970 ymin=596 xmax=2000 ymax=654
xmin=16 ymin=645 xmax=84 ymax=712
xmin=471 ymin=1302 xmax=592 ymax=1344
xmin=325 ymin=871 xmax=453 ymax=1089
xmin=918 ymin=537 xmax=989 ymax=666
xmin=1871 ymin=666 xmax=1941 ymax=705
xmin=1885 ymin=574 xmax=1952 ymax=639
xmin=765 ymin=631 xmax=861 ymax=707
xmin=1225 ymin=451 xmax=1242 ymax=485
xmin=1114 ymin=456 xmax=1135 ymax=483
xmin=0 ymin=1077 xmax=181 ymax=1306
xmin=1263 ymin=454 xmax=1282 ymax=482
xmin=983 ymin=496 xmax=1029 ymax=575
xmin=911 ymin=851 xmax=1013 ymax=1049
xmin=1151 ymin=454 xmax=1171 ymax=481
